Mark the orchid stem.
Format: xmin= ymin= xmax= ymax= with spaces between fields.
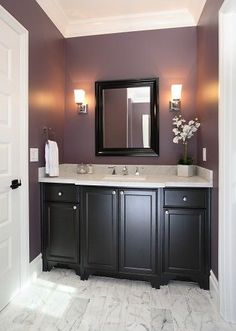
xmin=184 ymin=142 xmax=188 ymax=164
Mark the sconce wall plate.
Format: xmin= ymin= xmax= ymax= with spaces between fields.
xmin=169 ymin=100 xmax=181 ymax=112
xmin=77 ymin=104 xmax=88 ymax=114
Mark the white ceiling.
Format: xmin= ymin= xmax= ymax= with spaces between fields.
xmin=36 ymin=0 xmax=207 ymax=38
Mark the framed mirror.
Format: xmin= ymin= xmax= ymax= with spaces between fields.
xmin=95 ymin=78 xmax=159 ymax=156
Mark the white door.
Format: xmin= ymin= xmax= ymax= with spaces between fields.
xmin=219 ymin=0 xmax=236 ymax=323
xmin=0 ymin=12 xmax=23 ymax=311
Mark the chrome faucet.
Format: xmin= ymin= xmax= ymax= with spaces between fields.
xmin=135 ymin=167 xmax=140 ymax=176
xmin=108 ymin=166 xmax=116 ymax=175
xmin=122 ymin=166 xmax=128 ymax=175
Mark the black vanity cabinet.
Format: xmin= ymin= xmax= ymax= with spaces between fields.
xmin=162 ymin=188 xmax=210 ymax=289
xmin=41 ymin=184 xmax=210 ymax=289
xmin=81 ymin=187 xmax=158 ymax=286
xmin=41 ymin=184 xmax=80 ymax=274
xmin=82 ymin=187 xmax=118 ymax=273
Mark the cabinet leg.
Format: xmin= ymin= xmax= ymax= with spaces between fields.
xmin=151 ymin=279 xmax=160 ymax=289
xmin=199 ymin=277 xmax=209 ymax=290
xmin=42 ymin=263 xmax=48 ymax=272
xmin=42 ymin=260 xmax=52 ymax=272
xmin=75 ymin=268 xmax=80 ymax=276
xmin=81 ymin=272 xmax=89 ymax=281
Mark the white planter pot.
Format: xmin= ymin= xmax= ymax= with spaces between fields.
xmin=177 ymin=164 xmax=194 ymax=177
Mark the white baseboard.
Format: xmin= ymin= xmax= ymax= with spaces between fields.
xmin=29 ymin=253 xmax=42 ymax=280
xmin=21 ymin=253 xmax=42 ymax=290
xmin=210 ymin=270 xmax=220 ymax=311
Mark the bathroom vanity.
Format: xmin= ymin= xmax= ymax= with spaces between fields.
xmin=40 ymin=164 xmax=212 ymax=289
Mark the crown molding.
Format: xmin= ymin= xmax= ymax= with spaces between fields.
xmin=188 ymin=0 xmax=207 ymax=23
xmin=36 ymin=0 xmax=68 ymax=36
xmin=65 ymin=9 xmax=195 ymax=38
xmin=36 ymin=1 xmax=196 ymax=38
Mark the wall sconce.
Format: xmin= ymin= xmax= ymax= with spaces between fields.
xmin=74 ymin=89 xmax=88 ymax=114
xmin=169 ymin=84 xmax=182 ymax=112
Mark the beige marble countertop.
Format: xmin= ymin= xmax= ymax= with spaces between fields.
xmin=38 ymin=164 xmax=213 ymax=188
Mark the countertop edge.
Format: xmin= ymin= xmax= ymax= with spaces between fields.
xmin=38 ymin=177 xmax=213 ymax=188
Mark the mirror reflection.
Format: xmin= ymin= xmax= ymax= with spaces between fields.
xmin=103 ymin=87 xmax=151 ymax=149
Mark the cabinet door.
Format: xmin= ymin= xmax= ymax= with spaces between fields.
xmin=83 ymin=187 xmax=118 ymax=272
xmin=119 ymin=190 xmax=156 ymax=274
xmin=163 ymin=209 xmax=205 ymax=275
xmin=45 ymin=202 xmax=79 ymax=263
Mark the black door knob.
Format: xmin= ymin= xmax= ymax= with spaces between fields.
xmin=10 ymin=179 xmax=22 ymax=190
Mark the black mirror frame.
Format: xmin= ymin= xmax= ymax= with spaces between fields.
xmin=95 ymin=78 xmax=159 ymax=157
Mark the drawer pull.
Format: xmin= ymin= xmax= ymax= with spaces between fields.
xmin=58 ymin=192 xmax=63 ymax=196
xmin=183 ymin=196 xmax=187 ymax=202
xmin=165 ymin=210 xmax=169 ymax=215
xmin=112 ymin=191 xmax=116 ymax=195
xmin=120 ymin=191 xmax=124 ymax=195
xmin=73 ymin=206 xmax=77 ymax=210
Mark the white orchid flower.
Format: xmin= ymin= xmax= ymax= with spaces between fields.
xmin=173 ymin=128 xmax=180 ymax=135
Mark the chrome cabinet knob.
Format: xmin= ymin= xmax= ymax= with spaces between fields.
xmin=183 ymin=196 xmax=187 ymax=202
xmin=73 ymin=206 xmax=77 ymax=210
xmin=165 ymin=210 xmax=169 ymax=215
xmin=120 ymin=191 xmax=124 ymax=195
xmin=112 ymin=191 xmax=116 ymax=195
xmin=58 ymin=192 xmax=62 ymax=196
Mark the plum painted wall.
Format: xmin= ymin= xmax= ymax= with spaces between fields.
xmin=64 ymin=27 xmax=198 ymax=165
xmin=197 ymin=0 xmax=224 ymax=278
xmin=0 ymin=0 xmax=65 ymax=261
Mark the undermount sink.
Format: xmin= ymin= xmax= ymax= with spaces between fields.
xmin=102 ymin=175 xmax=146 ymax=181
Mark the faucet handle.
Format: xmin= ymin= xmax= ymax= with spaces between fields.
xmin=108 ymin=166 xmax=116 ymax=175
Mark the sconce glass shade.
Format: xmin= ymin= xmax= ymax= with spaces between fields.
xmin=74 ymin=89 xmax=85 ymax=104
xmin=171 ymin=84 xmax=182 ymax=100
xmin=74 ymin=89 xmax=88 ymax=114
xmin=170 ymin=84 xmax=182 ymax=112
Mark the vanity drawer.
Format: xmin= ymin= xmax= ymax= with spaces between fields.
xmin=44 ymin=184 xmax=79 ymax=203
xmin=164 ymin=188 xmax=207 ymax=208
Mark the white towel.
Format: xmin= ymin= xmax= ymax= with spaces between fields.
xmin=45 ymin=140 xmax=59 ymax=177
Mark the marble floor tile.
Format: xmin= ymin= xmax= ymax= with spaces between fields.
xmin=99 ymin=297 xmax=124 ymax=331
xmin=122 ymin=303 xmax=152 ymax=330
xmin=106 ymin=278 xmax=132 ymax=302
xmin=0 ymin=269 xmax=235 ymax=331
xmin=170 ymin=294 xmax=236 ymax=331
xmin=150 ymin=285 xmax=171 ymax=309
xmin=151 ymin=308 xmax=174 ymax=331
xmin=186 ymin=289 xmax=214 ymax=314
xmin=168 ymin=281 xmax=198 ymax=296
xmin=126 ymin=280 xmax=151 ymax=306
xmin=78 ymin=296 xmax=107 ymax=331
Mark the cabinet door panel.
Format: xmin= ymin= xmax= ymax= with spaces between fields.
xmin=119 ymin=190 xmax=156 ymax=274
xmin=45 ymin=202 xmax=79 ymax=263
xmin=83 ymin=187 xmax=118 ymax=271
xmin=163 ymin=209 xmax=205 ymax=274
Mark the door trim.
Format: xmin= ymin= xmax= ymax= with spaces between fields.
xmin=219 ymin=0 xmax=236 ymax=323
xmin=0 ymin=5 xmax=29 ymax=287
